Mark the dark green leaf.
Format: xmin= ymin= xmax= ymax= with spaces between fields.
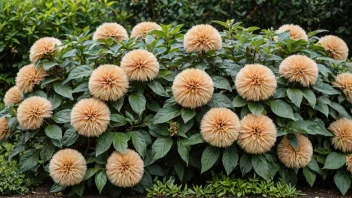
xmin=323 ymin=152 xmax=346 ymax=169
xmin=113 ymin=133 xmax=129 ymax=154
xmin=222 ymin=145 xmax=238 ymax=175
xmin=303 ymin=167 xmax=316 ymax=187
xmin=45 ymin=125 xmax=62 ymax=140
xmin=95 ymin=171 xmax=107 ymax=194
xmin=132 ymin=131 xmax=146 ymax=157
xmin=96 ymin=132 xmax=113 ymax=156
xmin=153 ymin=105 xmax=180 ymax=124
xmin=152 ymin=137 xmax=173 ymax=160
xmin=251 ymin=155 xmax=270 ymax=180
xmin=52 ymin=109 xmax=71 ymax=123
xmin=181 ymin=108 xmax=196 ymax=123
xmin=129 ymin=92 xmax=146 ymax=115
xmin=201 ymin=145 xmax=220 ymax=174
xmin=232 ymin=95 xmax=247 ymax=107
xmin=53 ymin=82 xmax=73 ymax=99
xmin=268 ymin=99 xmax=295 ymax=120
xmin=287 ymin=88 xmax=303 ymax=107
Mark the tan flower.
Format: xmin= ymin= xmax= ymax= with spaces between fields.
xmin=200 ymin=108 xmax=240 ymax=147
xmin=120 ymin=49 xmax=159 ymax=81
xmin=279 ymin=55 xmax=318 ymax=87
xmin=346 ymin=154 xmax=352 ymax=173
xmin=106 ymin=149 xmax=144 ymax=188
xmin=4 ymin=86 xmax=23 ymax=106
xmin=16 ymin=64 xmax=47 ymax=93
xmin=93 ymin=23 xmax=128 ymax=41
xmin=334 ymin=73 xmax=352 ymax=103
xmin=235 ymin=64 xmax=277 ymax=101
xmin=172 ymin=68 xmax=214 ymax=109
xmin=29 ymin=37 xmax=61 ymax=62
xmin=89 ymin=64 xmax=129 ymax=101
xmin=49 ymin=149 xmax=87 ymax=186
xmin=131 ymin=22 xmax=162 ymax=38
xmin=71 ymin=98 xmax=110 ymax=137
xmin=329 ymin=118 xmax=352 ymax=152
xmin=318 ymin=35 xmax=349 ymax=61
xmin=184 ymin=24 xmax=222 ymax=53
xmin=276 ymin=24 xmax=308 ymax=41
xmin=17 ymin=96 xmax=52 ymax=130
xmin=0 ymin=117 xmax=9 ymax=141
xmin=277 ymin=133 xmax=313 ymax=168
xmin=237 ymin=114 xmax=277 ymax=154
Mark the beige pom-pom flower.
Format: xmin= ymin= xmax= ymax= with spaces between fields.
xmin=235 ymin=64 xmax=277 ymax=101
xmin=49 ymin=149 xmax=87 ymax=186
xmin=0 ymin=117 xmax=9 ymax=141
xmin=120 ymin=49 xmax=159 ymax=81
xmin=329 ymin=118 xmax=352 ymax=152
xmin=346 ymin=154 xmax=352 ymax=173
xmin=71 ymin=98 xmax=110 ymax=137
xmin=89 ymin=64 xmax=129 ymax=101
xmin=29 ymin=37 xmax=61 ymax=63
xmin=237 ymin=114 xmax=277 ymax=154
xmin=184 ymin=24 xmax=222 ymax=53
xmin=93 ymin=23 xmax=128 ymax=41
xmin=131 ymin=22 xmax=162 ymax=38
xmin=277 ymin=133 xmax=313 ymax=168
xmin=17 ymin=96 xmax=52 ymax=130
xmin=334 ymin=73 xmax=352 ymax=103
xmin=200 ymin=108 xmax=240 ymax=147
xmin=172 ymin=68 xmax=214 ymax=109
xmin=276 ymin=24 xmax=308 ymax=41
xmin=318 ymin=35 xmax=349 ymax=61
xmin=16 ymin=64 xmax=47 ymax=93
xmin=279 ymin=55 xmax=318 ymax=87
xmin=106 ymin=149 xmax=144 ymax=188
xmin=4 ymin=86 xmax=23 ymax=106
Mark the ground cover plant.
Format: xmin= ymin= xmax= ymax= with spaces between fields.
xmin=0 ymin=19 xmax=352 ymax=197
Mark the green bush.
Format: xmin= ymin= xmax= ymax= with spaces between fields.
xmin=1 ymin=20 xmax=352 ymax=197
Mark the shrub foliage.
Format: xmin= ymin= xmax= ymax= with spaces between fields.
xmin=1 ymin=19 xmax=352 ymax=196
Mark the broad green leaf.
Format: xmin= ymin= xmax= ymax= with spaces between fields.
xmin=48 ymin=93 xmax=62 ymax=110
xmin=111 ymin=96 xmax=125 ymax=112
xmin=177 ymin=140 xmax=190 ymax=165
xmin=334 ymin=170 xmax=351 ymax=196
xmin=240 ymin=153 xmax=252 ymax=176
xmin=303 ymin=167 xmax=316 ymax=187
xmin=313 ymin=81 xmax=339 ymax=95
xmin=62 ymin=128 xmax=79 ymax=146
xmin=148 ymin=80 xmax=169 ymax=97
xmin=19 ymin=149 xmax=39 ymax=172
xmin=95 ymin=171 xmax=107 ymax=194
xmin=232 ymin=95 xmax=247 ymax=107
xmin=40 ymin=143 xmax=55 ymax=162
xmin=129 ymin=92 xmax=146 ymax=115
xmin=64 ymin=65 xmax=92 ymax=83
xmin=110 ymin=114 xmax=128 ymax=126
xmin=181 ymin=108 xmax=196 ymax=123
xmin=84 ymin=167 xmax=100 ymax=180
xmin=96 ymin=132 xmax=113 ymax=156
xmin=43 ymin=61 xmax=58 ymax=70
xmin=302 ymin=88 xmax=316 ymax=107
xmin=323 ymin=152 xmax=346 ymax=169
xmin=208 ymin=93 xmax=232 ymax=108
xmin=152 ymin=137 xmax=173 ymax=161
xmin=287 ymin=88 xmax=303 ymax=107
xmin=45 ymin=125 xmax=62 ymax=140
xmin=287 ymin=133 xmax=298 ymax=150
xmin=248 ymin=102 xmax=264 ymax=115
xmin=52 ymin=109 xmax=71 ymax=123
xmin=113 ymin=133 xmax=129 ymax=154
xmin=222 ymin=145 xmax=238 ymax=175
xmin=212 ymin=76 xmax=231 ymax=91
xmin=251 ymin=155 xmax=270 ymax=180
xmin=50 ymin=183 xmax=66 ymax=193
xmin=153 ymin=105 xmax=180 ymax=124
xmin=201 ymin=145 xmax=220 ymax=174
xmin=268 ymin=99 xmax=295 ymax=120
xmin=72 ymin=183 xmax=85 ymax=197
xmin=53 ymin=82 xmax=73 ymax=99
xmin=131 ymin=131 xmax=146 ymax=157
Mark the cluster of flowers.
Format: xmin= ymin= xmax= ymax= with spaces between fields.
xmin=0 ymin=21 xmax=352 ymax=187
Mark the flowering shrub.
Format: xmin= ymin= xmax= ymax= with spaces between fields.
xmin=1 ymin=19 xmax=352 ymax=196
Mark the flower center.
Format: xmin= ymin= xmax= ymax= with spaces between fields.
xmin=135 ymin=59 xmax=146 ymax=69
xmin=251 ymin=75 xmax=263 ymax=85
xmin=120 ymin=161 xmax=131 ymax=172
xmin=197 ymin=35 xmax=209 ymax=45
xmin=62 ymin=162 xmax=73 ymax=173
xmin=186 ymin=81 xmax=200 ymax=93
xmin=85 ymin=111 xmax=98 ymax=121
xmin=102 ymin=76 xmax=116 ymax=87
xmin=216 ymin=120 xmax=228 ymax=132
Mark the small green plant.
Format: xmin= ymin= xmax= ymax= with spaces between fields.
xmin=147 ymin=173 xmax=303 ymax=197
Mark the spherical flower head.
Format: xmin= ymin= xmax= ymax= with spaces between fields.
xmin=318 ymin=35 xmax=348 ymax=61
xmin=131 ymin=22 xmax=162 ymax=38
xmin=89 ymin=64 xmax=129 ymax=101
xmin=0 ymin=117 xmax=9 ymax=141
xmin=334 ymin=73 xmax=352 ymax=103
xmin=200 ymin=108 xmax=240 ymax=147
xmin=30 ymin=37 xmax=61 ymax=63
xmin=16 ymin=64 xmax=47 ymax=93
xmin=184 ymin=24 xmax=222 ymax=53
xmin=329 ymin=118 xmax=352 ymax=152
xmin=276 ymin=24 xmax=308 ymax=41
xmin=120 ymin=49 xmax=159 ymax=81
xmin=279 ymin=55 xmax=318 ymax=87
xmin=17 ymin=96 xmax=52 ymax=130
xmin=4 ymin=86 xmax=23 ymax=106
xmin=346 ymin=154 xmax=352 ymax=173
xmin=235 ymin=64 xmax=277 ymax=101
xmin=71 ymin=98 xmax=110 ymax=137
xmin=172 ymin=68 xmax=214 ymax=109
xmin=237 ymin=114 xmax=277 ymax=154
xmin=106 ymin=149 xmax=144 ymax=188
xmin=93 ymin=23 xmax=128 ymax=41
xmin=49 ymin=149 xmax=87 ymax=186
xmin=277 ymin=133 xmax=313 ymax=168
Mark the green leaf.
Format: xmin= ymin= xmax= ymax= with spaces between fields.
xmin=40 ymin=144 xmax=55 ymax=162
xmin=72 ymin=83 xmax=89 ymax=93
xmin=64 ymin=65 xmax=92 ymax=83
xmin=248 ymin=102 xmax=264 ymax=115
xmin=201 ymin=145 xmax=220 ymax=174
xmin=43 ymin=61 xmax=58 ymax=70
xmin=72 ymin=183 xmax=85 ymax=197
xmin=148 ymin=80 xmax=169 ymax=97
xmin=132 ymin=131 xmax=146 ymax=157
xmin=153 ymin=105 xmax=181 ymax=124
xmin=181 ymin=108 xmax=196 ymax=123
xmin=251 ymin=155 xmax=270 ymax=180
xmin=240 ymin=153 xmax=252 ymax=176
xmin=182 ymin=133 xmax=204 ymax=146
xmin=212 ymin=76 xmax=231 ymax=91
xmin=50 ymin=183 xmax=66 ymax=193
xmin=19 ymin=149 xmax=39 ymax=172
xmin=152 ymin=137 xmax=173 ymax=161
xmin=232 ymin=95 xmax=247 ymax=107
xmin=314 ymin=100 xmax=329 ymax=117
xmin=222 ymin=145 xmax=238 ymax=175
xmin=330 ymin=102 xmax=351 ymax=118
xmin=287 ymin=133 xmax=298 ymax=150
xmin=308 ymin=158 xmax=322 ymax=175
xmin=177 ymin=140 xmax=190 ymax=165
xmin=84 ymin=167 xmax=100 ymax=180
xmin=208 ymin=93 xmax=232 ymax=108
xmin=45 ymin=125 xmax=62 ymax=140
xmin=268 ymin=99 xmax=295 ymax=120
xmin=52 ymin=109 xmax=71 ymax=123
xmin=53 ymin=82 xmax=73 ymax=99
xmin=129 ymin=92 xmax=146 ymax=115
xmin=113 ymin=133 xmax=129 ymax=154
xmin=62 ymin=128 xmax=79 ymax=146
xmin=323 ymin=152 xmax=346 ymax=169
xmin=96 ymin=132 xmax=113 ymax=156
xmin=95 ymin=171 xmax=107 ymax=194
xmin=110 ymin=114 xmax=128 ymax=126
xmin=303 ymin=167 xmax=316 ymax=187
xmin=62 ymin=49 xmax=77 ymax=58
xmin=48 ymin=93 xmax=63 ymax=110
xmin=302 ymin=88 xmax=316 ymax=107
xmin=111 ymin=96 xmax=125 ymax=112
xmin=287 ymin=88 xmax=303 ymax=107
xmin=313 ymin=81 xmax=339 ymax=95
xmin=334 ymin=170 xmax=351 ymax=196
